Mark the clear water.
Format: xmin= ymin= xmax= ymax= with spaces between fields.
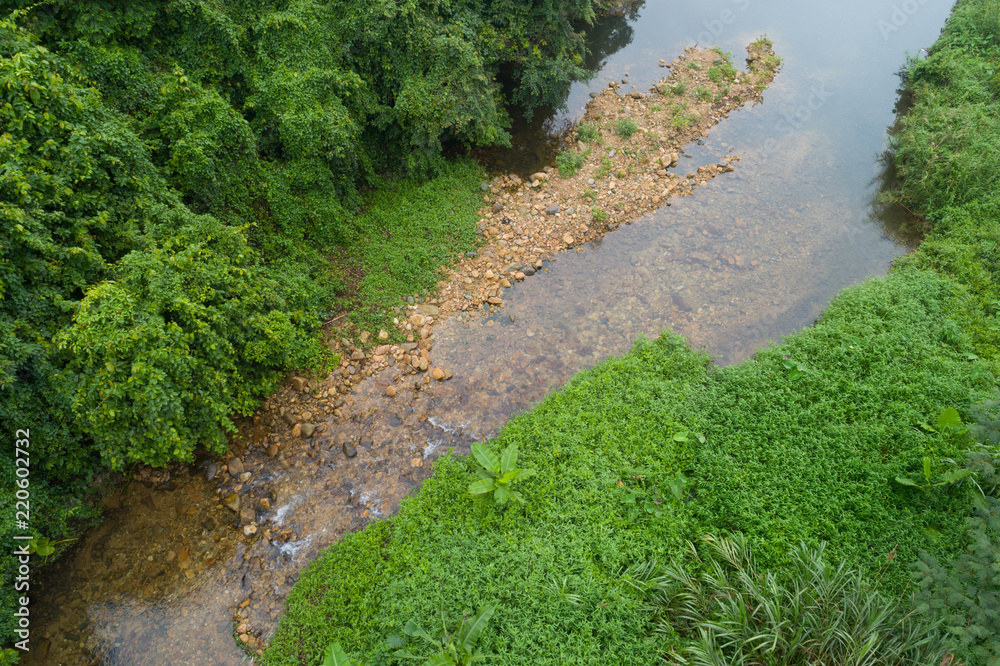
xmin=30 ymin=1 xmax=954 ymax=663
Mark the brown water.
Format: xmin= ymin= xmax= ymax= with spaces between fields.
xmin=30 ymin=1 xmax=953 ymax=663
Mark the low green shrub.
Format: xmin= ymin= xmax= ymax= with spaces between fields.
xmin=615 ymin=117 xmax=638 ymax=138
xmin=555 ymin=148 xmax=587 ymax=177
xmin=576 ymin=121 xmax=599 ymax=143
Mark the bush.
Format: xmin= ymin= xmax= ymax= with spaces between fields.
xmin=615 ymin=117 xmax=638 ymax=138
xmin=650 ymin=535 xmax=952 ymax=665
xmin=57 ymin=207 xmax=328 ymax=469
xmin=577 ymin=121 xmax=599 ymax=142
xmin=555 ymin=148 xmax=587 ymax=177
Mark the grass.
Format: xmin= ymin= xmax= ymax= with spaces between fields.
xmin=670 ymin=81 xmax=687 ymax=96
xmin=340 ymin=160 xmax=483 ymax=329
xmin=263 ymin=9 xmax=1000 ymax=665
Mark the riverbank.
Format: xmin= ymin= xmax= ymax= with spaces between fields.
xmin=262 ymin=2 xmax=1000 ymax=664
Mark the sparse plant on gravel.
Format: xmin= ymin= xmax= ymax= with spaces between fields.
xmin=577 ymin=121 xmax=599 ymax=143
xmin=391 ymin=604 xmax=496 ymax=665
xmin=616 ymin=117 xmax=638 ymax=138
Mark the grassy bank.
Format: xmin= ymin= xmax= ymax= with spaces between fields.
xmin=263 ymin=1 xmax=1000 ymax=664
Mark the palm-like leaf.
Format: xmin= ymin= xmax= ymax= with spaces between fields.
xmin=471 ymin=442 xmax=499 ymax=475
xmin=468 ymin=479 xmax=496 ymax=495
xmin=322 ymin=643 xmax=362 ymax=666
xmin=500 ymin=443 xmax=518 ymax=474
xmin=458 ymin=603 xmax=496 ymax=650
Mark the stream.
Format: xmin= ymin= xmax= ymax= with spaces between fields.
xmin=31 ymin=1 xmax=955 ymax=663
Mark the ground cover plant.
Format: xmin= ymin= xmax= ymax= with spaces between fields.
xmin=262 ymin=2 xmax=1000 ymax=663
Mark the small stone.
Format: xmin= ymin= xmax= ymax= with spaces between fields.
xmin=292 ymin=423 xmax=302 ymax=437
xmin=378 ymin=329 xmax=389 ymax=341
xmin=522 ymin=266 xmax=536 ymax=276
xmin=672 ymin=291 xmax=695 ymax=312
xmin=243 ymin=524 xmax=257 ymax=537
xmin=432 ymin=368 xmax=445 ymax=380
xmin=385 ymin=386 xmax=397 ymax=397
xmin=290 ymin=377 xmax=308 ymax=392
xmin=259 ymin=498 xmax=271 ymax=511
xmin=359 ymin=330 xmax=371 ymax=344
xmin=546 ymin=205 xmax=560 ymax=215
xmin=417 ymin=304 xmax=440 ymax=317
xmin=501 ymin=262 xmax=523 ymax=274
xmin=343 ymin=442 xmax=357 ymax=458
xmin=562 ymin=234 xmax=574 ymax=245
xmin=410 ymin=458 xmax=424 ymax=468
xmin=204 ymin=463 xmax=218 ymax=482
xmin=227 ymin=458 xmax=244 ymax=476
xmin=223 ymin=494 xmax=240 ymax=513
xmin=300 ymin=423 xmax=315 ymax=438
xmin=266 ymin=445 xmax=279 ymax=457
xmin=239 ymin=471 xmax=252 ymax=483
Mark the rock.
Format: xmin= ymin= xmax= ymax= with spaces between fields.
xmin=444 ymin=369 xmax=453 ymax=380
xmin=703 ymin=222 xmax=723 ymax=236
xmin=501 ymin=262 xmax=524 ymax=274
xmin=290 ymin=377 xmax=308 ymax=392
xmin=589 ymin=91 xmax=599 ymax=98
xmin=243 ymin=525 xmax=257 ymax=537
xmin=239 ymin=472 xmax=252 ymax=483
xmin=300 ymin=423 xmax=315 ymax=438
xmin=351 ymin=350 xmax=365 ymax=361
xmin=627 ymin=91 xmax=643 ymax=99
xmin=282 ymin=412 xmax=297 ymax=427
xmin=562 ymin=234 xmax=574 ymax=245
xmin=359 ymin=330 xmax=371 ymax=344
xmin=228 ymin=458 xmax=244 ymax=476
xmin=417 ymin=304 xmax=440 ymax=317
xmin=266 ymin=445 xmax=279 ymax=457
xmin=385 ymin=386 xmax=397 ymax=397
xmin=202 ymin=517 xmax=216 ymax=532
xmin=672 ymin=291 xmax=695 ymax=312
xmin=259 ymin=498 xmax=271 ymax=511
xmin=530 ymin=172 xmax=548 ymax=182
xmin=545 ymin=205 xmax=560 ymax=215
xmin=432 ymin=368 xmax=445 ymax=380
xmin=223 ymin=494 xmax=241 ymax=513
xmin=359 ymin=435 xmax=373 ymax=447
xmin=204 ymin=463 xmax=218 ymax=482
xmin=521 ymin=266 xmax=536 ymax=276
xmin=688 ymin=251 xmax=715 ymax=266
xmin=492 ymin=201 xmax=503 ymax=213
xmin=378 ymin=329 xmax=389 ymax=341
xmin=343 ymin=442 xmax=357 ymax=458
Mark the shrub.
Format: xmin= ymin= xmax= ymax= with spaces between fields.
xmin=555 ymin=148 xmax=587 ymax=177
xmin=577 ymin=121 xmax=599 ymax=142
xmin=615 ymin=117 xmax=638 ymax=138
xmin=650 ymin=535 xmax=952 ymax=665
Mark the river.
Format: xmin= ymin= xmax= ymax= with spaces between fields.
xmin=30 ymin=1 xmax=955 ymax=663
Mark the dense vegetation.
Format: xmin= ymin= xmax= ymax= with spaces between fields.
xmin=0 ymin=0 xmax=620 ymax=649
xmin=263 ymin=0 xmax=1000 ymax=663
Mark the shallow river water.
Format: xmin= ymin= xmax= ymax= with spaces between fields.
xmin=31 ymin=1 xmax=955 ymax=663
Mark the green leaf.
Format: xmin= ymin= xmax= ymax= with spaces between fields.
xmin=500 ymin=443 xmax=518 ymax=474
xmin=322 ymin=642 xmax=359 ymax=666
xmin=422 ymin=654 xmax=454 ymax=666
xmin=673 ymin=431 xmax=689 ymax=442
xmin=895 ymin=475 xmax=920 ymax=487
xmin=923 ymin=457 xmax=933 ymax=484
xmin=938 ymin=407 xmax=963 ymax=429
xmin=937 ymin=468 xmax=973 ymax=484
xmin=402 ymin=619 xmax=438 ymax=646
xmin=494 ymin=485 xmax=511 ymax=505
xmin=471 ymin=442 xmax=499 ymax=474
xmin=457 ymin=603 xmax=495 ymax=650
xmin=468 ymin=479 xmax=495 ymax=495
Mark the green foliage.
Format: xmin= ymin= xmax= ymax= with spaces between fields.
xmin=555 ymin=148 xmax=587 ymax=177
xmin=650 ymin=535 xmax=952 ymax=665
xmin=343 ymin=161 xmax=483 ymax=328
xmin=670 ymin=81 xmax=688 ymax=96
xmin=57 ymin=208 xmax=328 ymax=469
xmin=392 ymin=603 xmax=496 ymax=665
xmin=693 ymin=86 xmax=712 ymax=102
xmin=576 ymin=121 xmax=599 ymax=143
xmin=615 ymin=117 xmax=638 ymax=138
xmin=913 ymin=496 xmax=1000 ymax=664
xmin=322 ymin=643 xmax=368 ymax=666
xmin=468 ymin=442 xmax=536 ymax=506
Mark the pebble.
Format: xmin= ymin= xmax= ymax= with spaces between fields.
xmin=562 ymin=234 xmax=574 ymax=245
xmin=223 ymin=494 xmax=240 ymax=513
xmin=385 ymin=386 xmax=397 ymax=397
xmin=204 ymin=463 xmax=218 ymax=481
xmin=342 ymin=443 xmax=357 ymax=458
xmin=546 ymin=205 xmax=560 ymax=215
xmin=227 ymin=458 xmax=244 ymax=476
